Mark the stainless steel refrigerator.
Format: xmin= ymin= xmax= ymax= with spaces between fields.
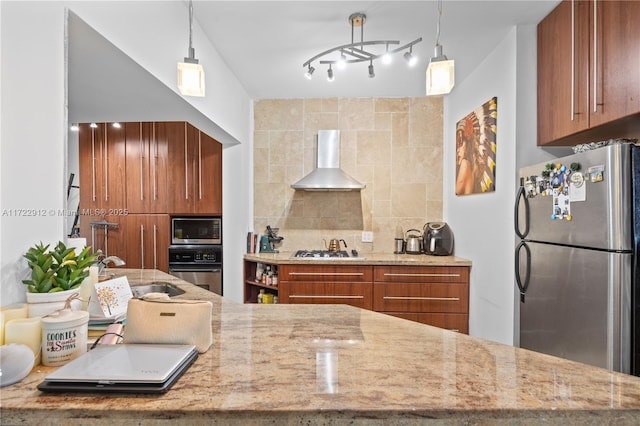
xmin=515 ymin=143 xmax=639 ymax=376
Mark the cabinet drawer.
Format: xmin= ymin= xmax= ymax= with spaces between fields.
xmin=280 ymin=265 xmax=372 ymax=282
xmin=373 ymin=282 xmax=468 ymax=313
xmin=383 ymin=312 xmax=468 ymax=334
xmin=280 ymin=282 xmax=372 ymax=310
xmin=374 ymin=266 xmax=468 ymax=283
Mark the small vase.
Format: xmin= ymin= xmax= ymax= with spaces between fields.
xmin=26 ymin=288 xmax=81 ymax=318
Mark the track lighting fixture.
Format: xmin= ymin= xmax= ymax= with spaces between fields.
xmin=177 ymin=0 xmax=205 ymax=97
xmin=426 ymin=0 xmax=455 ymax=95
xmin=303 ymin=12 xmax=422 ymax=81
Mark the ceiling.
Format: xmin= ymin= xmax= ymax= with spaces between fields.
xmin=68 ymin=1 xmax=560 ymax=140
xmin=192 ymin=0 xmax=560 ymax=99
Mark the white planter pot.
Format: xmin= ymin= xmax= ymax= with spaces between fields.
xmin=26 ymin=288 xmax=80 ymax=318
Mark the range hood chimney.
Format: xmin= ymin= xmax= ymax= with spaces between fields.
xmin=291 ymin=130 xmax=365 ymax=191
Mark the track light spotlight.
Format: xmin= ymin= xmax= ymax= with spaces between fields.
xmin=404 ymin=49 xmax=417 ymax=67
xmin=327 ymin=65 xmax=335 ymax=82
xmin=305 ymin=65 xmax=315 ymax=79
xmin=382 ymin=45 xmax=392 ymax=65
xmin=368 ymin=61 xmax=375 ymax=78
xmin=337 ymin=51 xmax=347 ymax=70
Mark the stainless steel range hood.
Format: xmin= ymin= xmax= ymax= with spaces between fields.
xmin=291 ymin=130 xmax=365 ymax=191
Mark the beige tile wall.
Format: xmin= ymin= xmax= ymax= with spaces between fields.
xmin=254 ymin=97 xmax=443 ymax=254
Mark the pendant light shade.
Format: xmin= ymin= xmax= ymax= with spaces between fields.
xmin=426 ymin=0 xmax=454 ymax=96
xmin=426 ymin=45 xmax=454 ymax=96
xmin=177 ymin=61 xmax=205 ymax=96
xmin=177 ymin=1 xmax=205 ymax=97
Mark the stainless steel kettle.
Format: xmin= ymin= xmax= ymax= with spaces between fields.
xmin=404 ymin=229 xmax=423 ymax=254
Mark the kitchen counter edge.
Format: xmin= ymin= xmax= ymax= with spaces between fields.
xmin=244 ymin=251 xmax=472 ymax=266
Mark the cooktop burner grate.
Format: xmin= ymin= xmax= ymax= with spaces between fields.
xmin=293 ymin=250 xmax=351 ymax=258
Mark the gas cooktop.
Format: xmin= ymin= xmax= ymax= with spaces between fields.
xmin=292 ymin=249 xmax=364 ymax=260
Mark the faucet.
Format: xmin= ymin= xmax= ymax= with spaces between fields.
xmin=97 ymin=254 xmax=126 ymax=275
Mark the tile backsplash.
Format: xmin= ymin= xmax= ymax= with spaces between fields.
xmin=254 ymin=97 xmax=443 ymax=253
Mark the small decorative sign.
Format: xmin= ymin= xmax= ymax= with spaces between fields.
xmin=88 ymin=276 xmax=133 ymax=319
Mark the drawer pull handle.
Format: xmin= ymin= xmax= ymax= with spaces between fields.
xmin=288 ymin=272 xmax=364 ymax=276
xmin=383 ymin=273 xmax=460 ymax=277
xmin=383 ymin=296 xmax=460 ymax=301
xmin=289 ymin=295 xmax=364 ymax=299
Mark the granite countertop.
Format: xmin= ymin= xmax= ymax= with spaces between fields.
xmin=245 ymin=251 xmax=472 ymax=266
xmin=3 ymin=269 xmax=640 ymax=424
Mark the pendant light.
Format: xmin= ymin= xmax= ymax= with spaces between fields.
xmin=177 ymin=0 xmax=205 ymax=97
xmin=426 ymin=0 xmax=454 ymax=96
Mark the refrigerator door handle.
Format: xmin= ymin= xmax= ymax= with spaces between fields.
xmin=515 ymin=241 xmax=531 ymax=303
xmin=514 ymin=185 xmax=529 ymax=239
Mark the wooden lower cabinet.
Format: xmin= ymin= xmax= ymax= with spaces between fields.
xmin=373 ymin=266 xmax=470 ymax=334
xmin=278 ymin=265 xmax=373 ymax=310
xmin=122 ymin=214 xmax=169 ymax=272
xmin=244 ymin=261 xmax=471 ymax=333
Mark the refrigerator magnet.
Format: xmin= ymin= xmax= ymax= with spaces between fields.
xmin=588 ymin=165 xmax=605 ymax=182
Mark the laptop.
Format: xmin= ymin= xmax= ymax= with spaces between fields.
xmin=37 ymin=344 xmax=198 ymax=394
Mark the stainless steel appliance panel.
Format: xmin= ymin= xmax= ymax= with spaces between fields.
xmin=171 ymin=217 xmax=222 ymax=245
xmin=517 ymin=144 xmax=633 ymax=251
xmin=518 ymin=241 xmax=632 ymax=373
xmin=169 ymin=268 xmax=222 ymax=296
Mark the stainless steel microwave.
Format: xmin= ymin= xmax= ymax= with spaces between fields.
xmin=171 ymin=217 xmax=221 ymax=245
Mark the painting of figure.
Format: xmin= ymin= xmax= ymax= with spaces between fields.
xmin=455 ymin=97 xmax=497 ymax=195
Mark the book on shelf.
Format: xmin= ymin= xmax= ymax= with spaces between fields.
xmin=246 ymin=232 xmax=258 ymax=253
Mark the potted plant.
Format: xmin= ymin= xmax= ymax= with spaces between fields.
xmin=22 ymin=241 xmax=98 ymax=317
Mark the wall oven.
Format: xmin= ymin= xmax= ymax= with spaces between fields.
xmin=168 ymin=245 xmax=222 ymax=295
xmin=169 ymin=216 xmax=222 ymax=295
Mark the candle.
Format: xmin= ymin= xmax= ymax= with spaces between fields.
xmin=0 ymin=304 xmax=28 ymax=345
xmin=89 ymin=265 xmax=99 ymax=285
xmin=79 ymin=265 xmax=99 ymax=311
xmin=5 ymin=316 xmax=42 ymax=365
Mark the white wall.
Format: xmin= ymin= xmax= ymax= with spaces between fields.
xmin=444 ymin=27 xmax=521 ymax=345
xmin=0 ymin=1 xmax=252 ymax=306
xmin=221 ymin=102 xmax=254 ymax=302
xmin=1 ymin=2 xmax=67 ymax=305
xmin=443 ymin=25 xmax=570 ymax=346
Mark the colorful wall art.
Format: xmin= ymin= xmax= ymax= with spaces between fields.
xmin=455 ymin=97 xmax=497 ymax=195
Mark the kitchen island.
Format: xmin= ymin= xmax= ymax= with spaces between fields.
xmin=2 ymin=268 xmax=640 ymax=424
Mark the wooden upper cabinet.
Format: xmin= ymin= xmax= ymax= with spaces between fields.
xmin=589 ymin=0 xmax=640 ymax=128
xmin=77 ymin=123 xmax=127 ymax=244
xmin=537 ymin=0 xmax=590 ymax=145
xmin=197 ymin=131 xmax=223 ymax=215
xmin=125 ymin=122 xmax=168 ymax=213
xmin=165 ymin=122 xmax=222 ymax=215
xmin=78 ymin=123 xmax=127 ymax=210
xmin=537 ymin=0 xmax=640 ymax=146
